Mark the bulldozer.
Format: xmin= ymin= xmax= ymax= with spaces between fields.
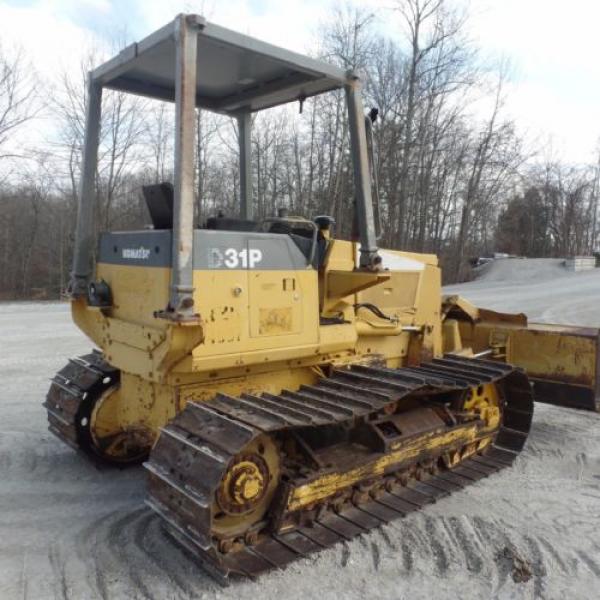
xmin=45 ymin=15 xmax=600 ymax=581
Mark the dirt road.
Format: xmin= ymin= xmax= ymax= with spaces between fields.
xmin=1 ymin=261 xmax=600 ymax=599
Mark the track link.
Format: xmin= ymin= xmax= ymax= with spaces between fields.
xmin=145 ymin=356 xmax=533 ymax=581
xmin=44 ymin=351 xmax=119 ymax=453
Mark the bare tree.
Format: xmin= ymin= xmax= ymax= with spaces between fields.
xmin=3 ymin=1 xmax=600 ymax=300
xmin=146 ymin=101 xmax=173 ymax=183
xmin=52 ymin=50 xmax=148 ymax=232
xmin=392 ymin=0 xmax=470 ymax=248
xmin=0 ymin=44 xmax=37 ymax=165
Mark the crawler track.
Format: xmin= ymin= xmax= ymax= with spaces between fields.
xmin=44 ymin=351 xmax=119 ymax=454
xmin=145 ymin=356 xmax=533 ymax=582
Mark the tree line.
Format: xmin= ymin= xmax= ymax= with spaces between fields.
xmin=1 ymin=0 xmax=599 ymax=300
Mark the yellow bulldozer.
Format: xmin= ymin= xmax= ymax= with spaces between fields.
xmin=45 ymin=15 xmax=600 ymax=581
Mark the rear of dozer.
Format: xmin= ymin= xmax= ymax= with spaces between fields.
xmin=444 ymin=295 xmax=600 ymax=412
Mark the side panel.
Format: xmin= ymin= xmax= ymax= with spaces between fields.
xmin=191 ymin=229 xmax=320 ymax=368
xmin=191 ymin=269 xmax=319 ymax=361
xmin=88 ymin=230 xmax=449 ymax=386
xmin=88 ymin=230 xmax=352 ymax=378
xmin=95 ymin=230 xmax=172 ymax=327
xmin=95 ymin=263 xmax=171 ymax=326
xmin=249 ymin=271 xmax=303 ymax=337
xmin=356 ymin=250 xmax=443 ymax=364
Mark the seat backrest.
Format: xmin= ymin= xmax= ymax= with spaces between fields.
xmin=205 ymin=217 xmax=258 ymax=232
xmin=142 ymin=182 xmax=174 ymax=229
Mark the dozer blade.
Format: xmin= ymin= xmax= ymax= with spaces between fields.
xmin=144 ymin=356 xmax=532 ymax=582
xmin=444 ymin=295 xmax=600 ymax=411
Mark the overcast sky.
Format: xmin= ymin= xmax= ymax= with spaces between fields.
xmin=2 ymin=0 xmax=599 ymax=164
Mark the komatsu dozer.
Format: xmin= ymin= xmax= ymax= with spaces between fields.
xmin=45 ymin=15 xmax=600 ymax=581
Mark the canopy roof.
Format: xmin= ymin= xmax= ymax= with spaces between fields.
xmin=92 ymin=15 xmax=348 ymax=114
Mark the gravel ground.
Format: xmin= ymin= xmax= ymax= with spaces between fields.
xmin=1 ymin=259 xmax=600 ymax=599
xmin=445 ymin=258 xmax=600 ymax=327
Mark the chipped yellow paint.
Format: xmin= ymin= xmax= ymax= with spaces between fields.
xmin=463 ymin=382 xmax=501 ymax=430
xmin=287 ymin=423 xmax=486 ymax=511
xmin=178 ymin=367 xmax=318 ymax=409
xmin=88 ymin=370 xmax=175 ymax=456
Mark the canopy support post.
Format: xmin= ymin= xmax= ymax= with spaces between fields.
xmin=168 ymin=14 xmax=199 ymax=318
xmin=345 ymin=73 xmax=380 ymax=270
xmin=238 ymin=111 xmax=252 ymax=220
xmin=69 ymin=76 xmax=102 ymax=297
